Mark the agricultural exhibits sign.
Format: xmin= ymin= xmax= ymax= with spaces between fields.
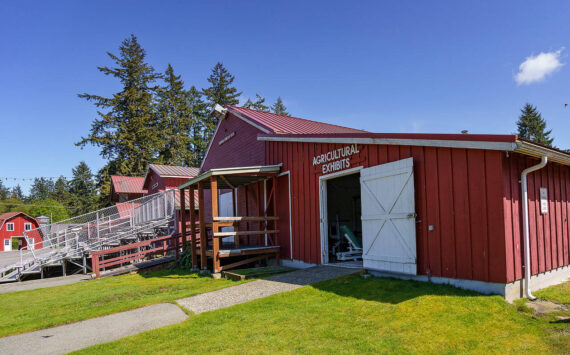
xmin=313 ymin=144 xmax=360 ymax=174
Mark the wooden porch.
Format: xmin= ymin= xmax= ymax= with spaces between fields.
xmin=178 ymin=165 xmax=282 ymax=273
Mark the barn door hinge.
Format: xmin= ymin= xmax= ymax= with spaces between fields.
xmin=407 ymin=213 xmax=417 ymax=218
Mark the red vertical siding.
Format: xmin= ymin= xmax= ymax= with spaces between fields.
xmin=502 ymin=153 xmax=570 ymax=282
xmin=0 ymin=215 xmax=42 ymax=251
xmin=266 ymin=141 xmax=508 ymax=283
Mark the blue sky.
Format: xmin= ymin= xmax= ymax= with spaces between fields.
xmin=1 ymin=1 xmax=569 ymax=193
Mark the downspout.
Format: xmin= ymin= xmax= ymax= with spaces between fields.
xmin=520 ymin=155 xmax=547 ymax=299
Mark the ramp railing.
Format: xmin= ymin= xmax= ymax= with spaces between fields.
xmin=17 ymin=189 xmax=177 ymax=271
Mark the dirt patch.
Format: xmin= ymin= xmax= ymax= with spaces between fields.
xmin=527 ymin=299 xmax=568 ymax=315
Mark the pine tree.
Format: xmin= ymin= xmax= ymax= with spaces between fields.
xmin=271 ymin=97 xmax=289 ymax=116
xmin=68 ymin=162 xmax=97 ymax=216
xmin=0 ymin=181 xmax=9 ymax=200
xmin=30 ymin=178 xmax=55 ymax=200
xmin=243 ymin=94 xmax=270 ymax=112
xmin=187 ymin=86 xmax=209 ymax=166
xmin=202 ymin=62 xmax=242 ymax=139
xmin=156 ymin=64 xmax=195 ymax=166
xmin=516 ymin=103 xmax=553 ymax=146
xmin=10 ymin=185 xmax=24 ymax=200
xmin=77 ymin=34 xmax=161 ymax=181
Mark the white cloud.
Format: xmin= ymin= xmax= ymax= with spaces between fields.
xmin=515 ymin=48 xmax=564 ymax=85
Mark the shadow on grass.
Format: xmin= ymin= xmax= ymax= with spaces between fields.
xmin=310 ymin=274 xmax=491 ymax=305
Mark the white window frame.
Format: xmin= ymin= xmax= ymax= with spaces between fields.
xmin=3 ymin=239 xmax=9 ymax=246
xmin=6 ymin=223 xmax=14 ymax=232
xmin=24 ymin=223 xmax=32 ymax=231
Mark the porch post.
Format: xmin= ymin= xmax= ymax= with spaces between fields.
xmin=198 ymin=182 xmax=207 ymax=270
xmin=211 ymin=176 xmax=221 ymax=273
xmin=272 ymin=176 xmax=280 ymax=265
xmin=180 ymin=187 xmax=187 ymax=254
xmin=189 ymin=185 xmax=198 ymax=270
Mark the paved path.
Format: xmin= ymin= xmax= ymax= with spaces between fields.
xmin=0 ymin=251 xmax=21 ymax=269
xmin=177 ymin=265 xmax=359 ymax=314
xmin=0 ymin=274 xmax=91 ymax=294
xmin=0 ymin=265 xmax=359 ymax=354
xmin=0 ymin=303 xmax=188 ymax=355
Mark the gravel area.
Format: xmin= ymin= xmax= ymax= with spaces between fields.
xmin=0 ymin=303 xmax=188 ymax=355
xmin=177 ymin=265 xmax=359 ymax=314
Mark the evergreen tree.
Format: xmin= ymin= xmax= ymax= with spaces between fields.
xmin=186 ymin=86 xmax=209 ymax=166
xmin=30 ymin=178 xmax=55 ymax=200
xmin=156 ymin=64 xmax=194 ymax=166
xmin=10 ymin=185 xmax=24 ymax=200
xmin=243 ymin=94 xmax=270 ymax=112
xmin=271 ymin=97 xmax=289 ymax=116
xmin=202 ymin=62 xmax=242 ymax=139
xmin=516 ymin=103 xmax=554 ymax=146
xmin=77 ymin=34 xmax=161 ymax=183
xmin=0 ymin=181 xmax=9 ymax=200
xmin=68 ymin=162 xmax=97 ymax=215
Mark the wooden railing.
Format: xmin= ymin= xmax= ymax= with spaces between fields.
xmin=91 ymin=234 xmax=178 ymax=278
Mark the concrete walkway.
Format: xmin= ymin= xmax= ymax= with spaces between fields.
xmin=0 ymin=274 xmax=91 ymax=294
xmin=177 ymin=265 xmax=359 ymax=314
xmin=0 ymin=265 xmax=359 ymax=354
xmin=0 ymin=303 xmax=188 ymax=355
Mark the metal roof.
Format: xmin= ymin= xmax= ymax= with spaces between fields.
xmin=227 ymin=106 xmax=367 ymax=135
xmin=110 ymin=176 xmax=147 ymax=194
xmin=148 ymin=164 xmax=200 ymax=178
xmin=179 ymin=165 xmax=282 ymax=190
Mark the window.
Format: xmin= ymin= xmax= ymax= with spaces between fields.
xmin=3 ymin=239 xmax=9 ymax=246
xmin=6 ymin=223 xmax=14 ymax=232
xmin=24 ymin=223 xmax=32 ymax=231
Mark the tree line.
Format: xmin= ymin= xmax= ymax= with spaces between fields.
xmin=0 ymin=161 xmax=97 ymax=222
xmin=77 ymin=34 xmax=289 ymax=207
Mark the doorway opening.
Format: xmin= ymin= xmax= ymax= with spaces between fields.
xmin=321 ymin=170 xmax=362 ymax=265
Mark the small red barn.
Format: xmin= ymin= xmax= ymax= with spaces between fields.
xmin=0 ymin=212 xmax=42 ymax=252
xmin=110 ymin=176 xmax=147 ymax=203
xmin=187 ymin=105 xmax=570 ymax=300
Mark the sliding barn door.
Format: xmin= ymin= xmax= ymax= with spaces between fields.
xmin=360 ymin=157 xmax=417 ymax=275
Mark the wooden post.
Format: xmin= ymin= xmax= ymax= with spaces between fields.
xmin=198 ymin=182 xmax=207 ymax=270
xmin=244 ymin=185 xmax=249 ymax=246
xmin=180 ymin=187 xmax=187 ymax=254
xmin=272 ymin=176 xmax=280 ymax=265
xmin=189 ymin=185 xmax=197 ymax=270
xmin=211 ymin=176 xmax=220 ymax=273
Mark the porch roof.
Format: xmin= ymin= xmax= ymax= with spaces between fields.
xmin=178 ymin=165 xmax=282 ymax=190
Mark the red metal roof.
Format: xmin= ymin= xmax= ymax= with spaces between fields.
xmin=0 ymin=212 xmax=22 ymax=221
xmin=110 ymin=176 xmax=147 ymax=194
xmin=148 ymin=164 xmax=200 ymax=178
xmin=227 ymin=106 xmax=368 ymax=135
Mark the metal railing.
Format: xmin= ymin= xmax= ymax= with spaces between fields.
xmin=17 ymin=189 xmax=177 ymax=270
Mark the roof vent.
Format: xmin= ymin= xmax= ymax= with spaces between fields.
xmin=461 ymin=130 xmax=469 ymax=134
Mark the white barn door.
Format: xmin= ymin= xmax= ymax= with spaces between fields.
xmin=360 ymin=157 xmax=417 ymax=275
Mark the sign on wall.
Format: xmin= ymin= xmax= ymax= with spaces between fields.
xmin=540 ymin=187 xmax=548 ymax=214
xmin=312 ymin=144 xmax=360 ymax=174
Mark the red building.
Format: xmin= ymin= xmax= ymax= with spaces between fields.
xmin=110 ymin=176 xmax=147 ymax=203
xmin=0 ymin=212 xmax=42 ymax=252
xmin=194 ymin=105 xmax=570 ymax=300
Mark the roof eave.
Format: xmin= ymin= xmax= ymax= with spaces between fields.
xmin=258 ymin=135 xmax=519 ymax=151
xmin=179 ymin=164 xmax=282 ymax=189
xmin=514 ymin=140 xmax=570 ymax=166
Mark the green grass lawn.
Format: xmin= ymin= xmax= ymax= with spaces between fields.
xmin=0 ymin=268 xmax=245 ymax=337
xmin=76 ymin=275 xmax=569 ymax=354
